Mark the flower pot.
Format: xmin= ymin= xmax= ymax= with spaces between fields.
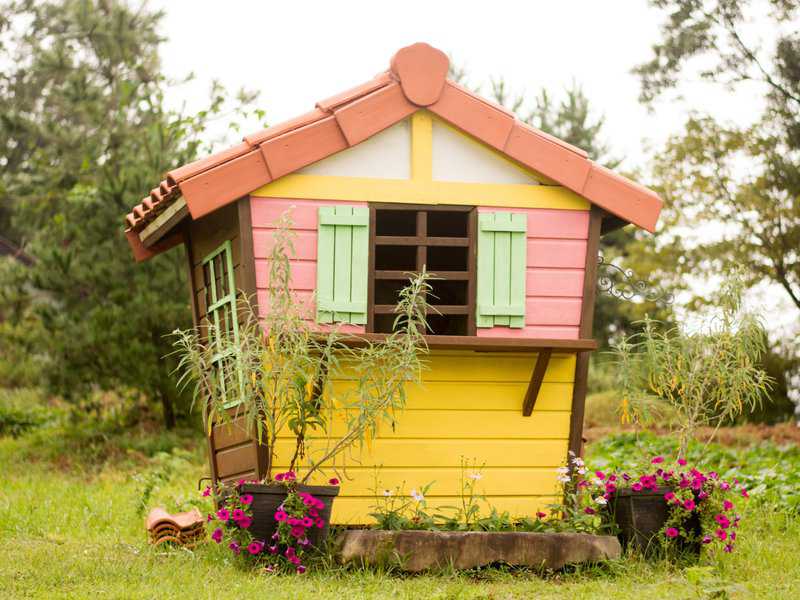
xmin=610 ymin=486 xmax=700 ymax=555
xmin=239 ymin=483 xmax=339 ymax=547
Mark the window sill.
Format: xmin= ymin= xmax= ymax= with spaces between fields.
xmin=330 ymin=333 xmax=597 ymax=353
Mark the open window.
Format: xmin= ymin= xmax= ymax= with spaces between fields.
xmin=368 ymin=204 xmax=476 ymax=336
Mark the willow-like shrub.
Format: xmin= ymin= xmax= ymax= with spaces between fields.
xmin=172 ymin=214 xmax=431 ymax=483
xmin=613 ymin=273 xmax=772 ymax=456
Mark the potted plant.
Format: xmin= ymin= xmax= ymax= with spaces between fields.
xmin=174 ymin=214 xmax=431 ymax=572
xmin=606 ymin=272 xmax=771 ymax=553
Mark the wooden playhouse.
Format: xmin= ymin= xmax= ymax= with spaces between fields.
xmin=124 ymin=43 xmax=662 ymax=523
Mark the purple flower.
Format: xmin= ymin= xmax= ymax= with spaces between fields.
xmin=211 ymin=528 xmax=223 ymax=544
xmin=288 ymin=518 xmax=301 ymax=527
xmin=701 ymin=535 xmax=712 ymax=544
xmin=622 ymin=473 xmax=631 ymax=481
xmin=228 ymin=541 xmax=240 ymax=555
xmin=240 ymin=494 xmax=253 ymax=505
xmin=584 ymin=507 xmax=596 ymax=515
xmin=301 ymin=517 xmax=314 ymax=528
xmin=724 ymin=544 xmax=733 ymax=552
xmin=296 ymin=565 xmax=307 ymax=574
xmin=299 ymin=537 xmax=310 ymax=547
xmin=268 ymin=545 xmax=278 ymax=555
xmin=665 ymin=527 xmax=679 ymax=538
xmin=232 ymin=508 xmax=245 ymax=521
xmin=237 ymin=516 xmax=253 ymax=529
xmin=274 ymin=510 xmax=288 ymax=522
xmin=216 ymin=509 xmax=230 ymax=522
xmin=285 ymin=546 xmax=296 ymax=558
xmin=247 ymin=541 xmax=264 ymax=555
xmin=698 ymin=491 xmax=709 ymax=500
xmin=683 ymin=499 xmax=696 ymax=512
xmin=272 ymin=532 xmax=280 ymax=541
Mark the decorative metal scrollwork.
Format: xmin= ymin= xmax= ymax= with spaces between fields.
xmin=597 ymin=254 xmax=674 ymax=305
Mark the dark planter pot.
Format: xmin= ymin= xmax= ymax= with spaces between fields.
xmin=239 ymin=483 xmax=339 ymax=547
xmin=610 ymin=485 xmax=700 ymax=555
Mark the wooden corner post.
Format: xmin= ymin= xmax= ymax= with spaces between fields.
xmin=567 ymin=206 xmax=603 ymax=458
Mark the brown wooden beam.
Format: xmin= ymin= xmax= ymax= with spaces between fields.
xmin=522 ymin=348 xmax=552 ymax=416
xmin=140 ymin=197 xmax=189 ymax=248
xmin=326 ymin=333 xmax=597 ymax=353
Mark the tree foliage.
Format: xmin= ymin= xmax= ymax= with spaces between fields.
xmin=0 ymin=0 xmax=259 ymax=427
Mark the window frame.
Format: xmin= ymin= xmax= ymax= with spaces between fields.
xmin=367 ymin=203 xmax=477 ymax=336
xmin=201 ymin=240 xmax=241 ymax=406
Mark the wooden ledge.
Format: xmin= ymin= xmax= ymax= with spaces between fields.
xmin=330 ymin=333 xmax=597 ymax=353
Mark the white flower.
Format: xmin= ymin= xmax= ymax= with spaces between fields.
xmin=410 ymin=489 xmax=424 ymax=502
xmin=572 ymin=457 xmax=585 ymax=467
xmin=594 ymin=496 xmax=608 ymax=505
xmin=557 ymin=476 xmax=571 ymax=483
xmin=577 ymin=467 xmax=587 ymax=475
xmin=468 ymin=473 xmax=483 ymax=481
xmin=382 ymin=489 xmax=393 ymax=497
xmin=556 ymin=466 xmax=569 ymax=475
xmin=568 ymin=450 xmax=576 ymax=456
xmin=592 ymin=478 xmax=604 ymax=487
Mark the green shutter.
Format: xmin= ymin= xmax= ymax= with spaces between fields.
xmin=476 ymin=211 xmax=527 ymax=328
xmin=316 ymin=205 xmax=369 ymax=325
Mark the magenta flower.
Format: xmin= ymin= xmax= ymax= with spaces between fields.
xmin=288 ymin=518 xmax=301 ymax=527
xmin=584 ymin=507 xmax=596 ymax=515
xmin=622 ymin=473 xmax=631 ymax=481
xmin=274 ymin=510 xmax=288 ymax=522
xmin=285 ymin=546 xmax=296 ymax=558
xmin=232 ymin=509 xmax=245 ymax=521
xmin=723 ymin=499 xmax=734 ymax=511
xmin=237 ymin=516 xmax=253 ymax=529
xmin=271 ymin=532 xmax=280 ymax=541
xmin=216 ymin=509 xmax=230 ymax=522
xmin=631 ymin=482 xmax=643 ymax=492
xmin=211 ymin=528 xmax=223 ymax=543
xmin=268 ymin=545 xmax=278 ymax=555
xmin=237 ymin=479 xmax=247 ymax=487
xmin=328 ymin=478 xmax=340 ymax=486
xmin=289 ymin=555 xmax=301 ymax=566
xmin=698 ymin=491 xmax=708 ymax=500
xmin=206 ymin=514 xmax=213 ymax=522
xmin=247 ymin=541 xmax=264 ymax=555
xmin=741 ymin=488 xmax=749 ymax=498
xmin=313 ymin=498 xmax=325 ymax=509
xmin=301 ymin=496 xmax=314 ymax=507
xmin=720 ymin=482 xmax=730 ymax=491
xmin=297 ymin=565 xmax=307 ymax=574
xmin=595 ymin=471 xmax=605 ymax=480
xmin=715 ymin=514 xmax=731 ymax=529
xmin=240 ymin=494 xmax=253 ymax=505
xmin=299 ymin=537 xmax=310 ymax=547
xmin=677 ymin=458 xmax=687 ymax=466
xmin=202 ymin=486 xmax=211 ymax=497
xmin=731 ymin=532 xmax=737 ymax=541
xmin=679 ymin=478 xmax=690 ymax=489
xmin=701 ymin=535 xmax=712 ymax=544
xmin=308 ymin=508 xmax=319 ymax=518
xmin=301 ymin=517 xmax=314 ymax=528
xmin=315 ymin=518 xmax=325 ymax=528
xmin=290 ymin=526 xmax=305 ymax=538
xmin=605 ymin=483 xmax=617 ymax=494
xmin=664 ymin=492 xmax=676 ymax=503
xmin=228 ymin=541 xmax=240 ymax=555
xmin=724 ymin=544 xmax=733 ymax=553
xmin=683 ymin=499 xmax=696 ymax=511
xmin=275 ymin=473 xmax=285 ymax=482
xmin=665 ymin=527 xmax=679 ymax=538
xmin=536 ymin=511 xmax=547 ymax=519
xmin=651 ymin=456 xmax=664 ymax=464
xmin=716 ymin=529 xmax=727 ymax=541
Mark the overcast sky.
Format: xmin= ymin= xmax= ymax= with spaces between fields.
xmin=151 ymin=0 xmax=797 ymax=340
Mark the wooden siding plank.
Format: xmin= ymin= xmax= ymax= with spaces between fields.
xmin=509 ymin=213 xmax=527 ymax=328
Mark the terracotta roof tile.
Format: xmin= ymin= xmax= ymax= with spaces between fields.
xmin=125 ymin=42 xmax=663 ymax=257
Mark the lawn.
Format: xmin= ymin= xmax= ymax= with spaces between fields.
xmin=1 ymin=421 xmax=799 ymax=599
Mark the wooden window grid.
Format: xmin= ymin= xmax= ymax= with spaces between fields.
xmin=367 ymin=204 xmax=477 ymax=336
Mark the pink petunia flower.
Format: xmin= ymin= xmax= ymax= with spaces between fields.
xmin=723 ymin=499 xmax=734 ymax=511
xmin=228 ymin=541 xmax=240 ymax=555
xmin=216 ymin=509 xmax=230 ymax=522
xmin=677 ymin=458 xmax=687 ymax=466
xmin=268 ymin=545 xmax=279 ymax=555
xmin=724 ymin=544 xmax=733 ymax=553
xmin=297 ymin=565 xmax=307 ymax=574
xmin=247 ymin=541 xmax=264 ymax=555
xmin=237 ymin=516 xmax=253 ymax=529
xmin=328 ymin=478 xmax=340 ymax=486
xmin=291 ymin=526 xmax=305 ymax=538
xmin=715 ymin=514 xmax=731 ymax=529
xmin=308 ymin=508 xmax=319 ymax=518
xmin=211 ymin=528 xmax=223 ymax=543
xmin=664 ymin=492 xmax=676 ymax=503
xmin=288 ymin=518 xmax=301 ymax=527
xmin=301 ymin=517 xmax=314 ymax=528
xmin=584 ymin=507 xmax=596 ymax=515
xmin=274 ymin=510 xmax=288 ymax=522
xmin=595 ymin=471 xmax=606 ymax=480
xmin=240 ymin=494 xmax=253 ymax=505
xmin=741 ymin=489 xmax=749 ymax=498
xmin=716 ymin=529 xmax=727 ymax=541
xmin=720 ymin=481 xmax=730 ymax=491
xmin=285 ymin=546 xmax=296 ymax=558
xmin=651 ymin=456 xmax=664 ymax=464
xmin=315 ymin=518 xmax=325 ymax=528
xmin=701 ymin=535 xmax=712 ymax=544
xmin=683 ymin=499 xmax=696 ymax=511
xmin=232 ymin=509 xmax=245 ymax=521
xmin=631 ymin=482 xmax=643 ymax=492
xmin=275 ymin=473 xmax=285 ymax=482
xmin=665 ymin=527 xmax=679 ymax=538
xmin=289 ymin=555 xmax=301 ymax=566
xmin=202 ymin=486 xmax=211 ymax=497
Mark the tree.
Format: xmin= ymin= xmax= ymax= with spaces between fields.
xmin=636 ymin=0 xmax=800 ymax=312
xmin=0 ymin=0 xmax=259 ymax=427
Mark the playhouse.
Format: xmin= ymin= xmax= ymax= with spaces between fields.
xmin=124 ymin=43 xmax=662 ymax=523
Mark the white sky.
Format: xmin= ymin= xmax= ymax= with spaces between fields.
xmin=152 ymin=0 xmax=798 ymax=341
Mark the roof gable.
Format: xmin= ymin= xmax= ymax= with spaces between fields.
xmin=126 ymin=43 xmax=662 ymax=259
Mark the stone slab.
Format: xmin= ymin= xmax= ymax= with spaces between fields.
xmin=336 ymin=529 xmax=621 ymax=572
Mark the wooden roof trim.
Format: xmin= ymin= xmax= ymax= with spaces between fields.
xmin=125 ymin=42 xmax=662 ymax=260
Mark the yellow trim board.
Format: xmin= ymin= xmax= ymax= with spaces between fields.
xmin=251 ymin=174 xmax=589 ymax=210
xmin=411 ymin=111 xmax=433 ymax=181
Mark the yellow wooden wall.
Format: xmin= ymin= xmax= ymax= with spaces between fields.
xmin=271 ymin=350 xmax=574 ymax=524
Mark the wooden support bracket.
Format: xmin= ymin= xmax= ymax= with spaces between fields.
xmin=522 ymin=349 xmax=552 ymax=416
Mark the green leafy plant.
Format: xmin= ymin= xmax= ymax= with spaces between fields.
xmin=172 ymin=212 xmax=431 ymax=485
xmin=613 ymin=273 xmax=773 ymax=456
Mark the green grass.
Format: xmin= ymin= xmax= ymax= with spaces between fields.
xmin=1 ymin=428 xmax=799 ymax=599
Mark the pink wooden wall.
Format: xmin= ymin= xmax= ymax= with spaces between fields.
xmin=250 ymin=197 xmax=366 ymax=334
xmin=251 ymin=198 xmax=588 ymax=340
xmin=475 ymin=207 xmax=589 ymax=340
